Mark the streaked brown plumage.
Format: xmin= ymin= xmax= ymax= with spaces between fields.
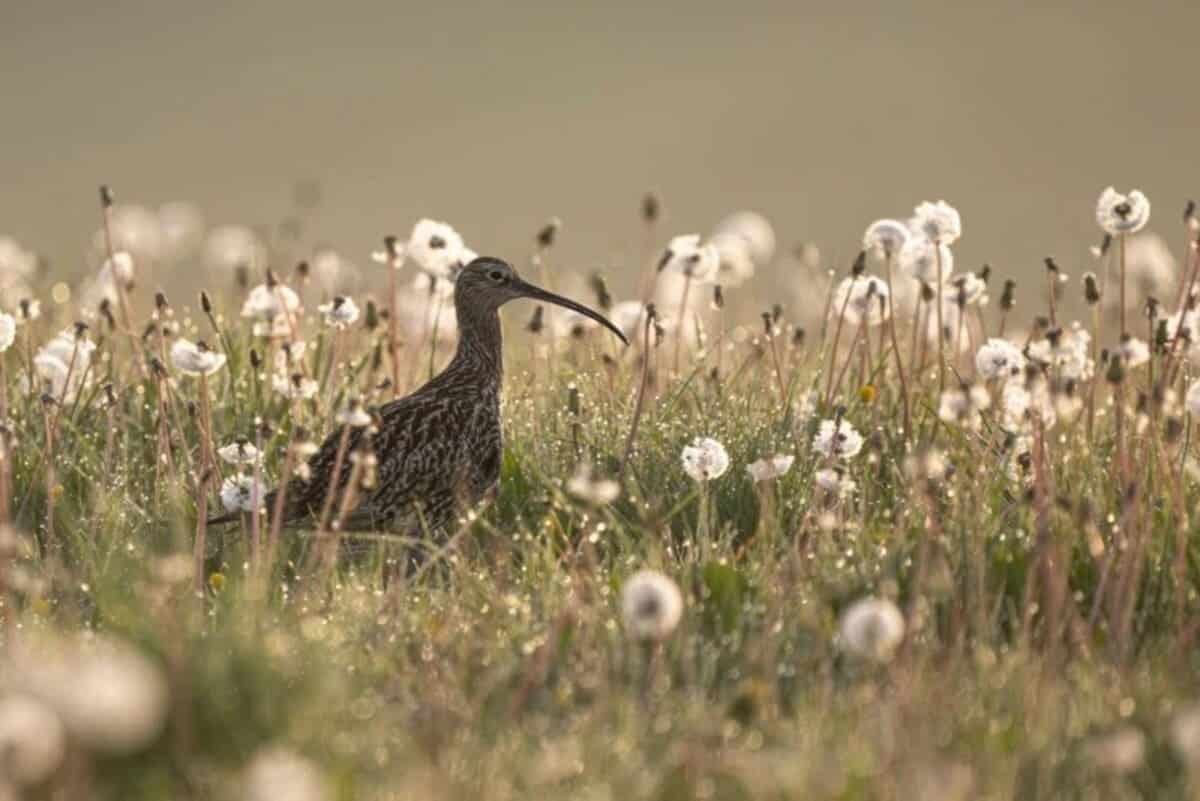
xmin=213 ymin=256 xmax=626 ymax=537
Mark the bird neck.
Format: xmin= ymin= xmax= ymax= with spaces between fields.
xmin=449 ymin=301 xmax=503 ymax=380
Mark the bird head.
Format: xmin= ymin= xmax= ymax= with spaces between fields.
xmin=455 ymin=257 xmax=628 ymax=344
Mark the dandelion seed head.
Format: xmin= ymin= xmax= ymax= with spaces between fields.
xmin=408 ymin=219 xmax=465 ymax=278
xmin=837 ymin=597 xmax=905 ymax=662
xmin=680 ymin=437 xmax=730 ymax=481
xmin=1096 ymin=187 xmax=1151 ymax=235
xmin=318 ymin=295 xmax=361 ymax=327
xmin=566 ymin=464 xmax=621 ymax=505
xmin=898 ymin=236 xmax=954 ymax=285
xmin=975 ymin=338 xmax=1025 ymax=380
xmin=659 ymin=235 xmax=720 ymax=284
xmin=220 ymin=473 xmax=266 ymax=513
xmin=713 ymin=210 xmax=776 ymax=266
xmin=203 ymin=224 xmax=267 ymax=276
xmin=910 ymin=200 xmax=962 ymax=245
xmin=621 ymin=569 xmax=684 ymax=642
xmin=862 ymin=219 xmax=911 ymax=259
xmin=244 ymin=746 xmax=329 ymax=801
xmin=815 ymin=466 xmax=856 ymax=498
xmin=169 ymin=338 xmax=226 ymax=376
xmin=746 ymin=454 xmax=795 ymax=482
xmin=813 ymin=419 xmax=864 ymax=461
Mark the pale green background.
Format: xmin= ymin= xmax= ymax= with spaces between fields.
xmin=2 ymin=0 xmax=1197 ymax=296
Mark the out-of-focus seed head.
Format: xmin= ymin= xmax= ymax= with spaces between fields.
xmin=526 ymin=305 xmax=545 ymax=335
xmin=99 ymin=185 xmax=114 ymax=208
xmin=588 ymin=273 xmax=611 ymax=311
xmin=1083 ymin=272 xmax=1101 ymax=305
xmin=200 ymin=290 xmax=213 ymax=315
xmin=536 ymin=218 xmax=561 ymax=249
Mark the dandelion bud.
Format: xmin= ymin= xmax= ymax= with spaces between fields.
xmin=1186 ymin=200 xmax=1196 ymax=222
xmin=1100 ymin=233 xmax=1113 ymax=256
xmin=1156 ymin=319 xmax=1170 ymax=349
xmin=588 ymin=273 xmax=612 ymax=310
xmin=712 ymin=285 xmax=725 ymax=310
xmin=1166 ymin=416 xmax=1184 ymax=444
xmin=187 ymin=400 xmax=198 ymax=418
xmin=73 ymin=321 xmax=89 ymax=339
xmin=979 ymin=264 xmax=992 ymax=283
xmin=99 ymin=184 xmax=114 ymax=207
xmin=851 ymin=250 xmax=866 ymax=276
xmin=249 ymin=349 xmax=262 ymax=369
xmin=536 ymin=218 xmax=561 ymax=249
xmin=1000 ymin=280 xmax=1016 ymax=311
xmin=1144 ymin=297 xmax=1159 ymax=319
xmin=295 ymin=260 xmax=310 ymax=281
xmin=98 ymin=299 xmax=116 ymax=330
xmin=920 ymin=282 xmax=936 ymax=303
xmin=772 ymin=303 xmax=783 ymax=322
xmin=1105 ymin=356 xmax=1125 ymax=385
xmin=1083 ymin=272 xmax=1101 ymax=305
xmin=364 ymin=300 xmax=379 ymax=331
xmin=384 ymin=234 xmax=400 ymax=257
xmin=792 ymin=327 xmax=806 ymax=347
xmin=265 ymin=269 xmax=279 ymax=289
xmin=148 ymin=356 xmax=165 ymax=377
xmin=761 ymin=312 xmax=773 ymax=336
xmin=641 ymin=192 xmax=660 ymax=223
xmin=200 ymin=291 xmax=213 ymax=315
xmin=103 ymin=383 xmax=117 ymax=406
xmin=526 ymin=305 xmax=544 ymax=334
xmin=1044 ymin=256 xmax=1059 ymax=275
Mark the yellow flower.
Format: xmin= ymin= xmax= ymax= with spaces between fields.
xmin=208 ymin=572 xmax=226 ymax=593
xmin=50 ymin=484 xmax=65 ymax=500
xmin=858 ymin=385 xmax=877 ymax=404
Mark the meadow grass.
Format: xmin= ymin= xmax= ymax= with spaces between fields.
xmin=1 ymin=196 xmax=1200 ymax=800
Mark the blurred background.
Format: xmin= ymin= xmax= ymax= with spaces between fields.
xmin=2 ymin=0 xmax=1198 ymax=306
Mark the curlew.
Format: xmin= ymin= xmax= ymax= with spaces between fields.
xmin=214 ymin=256 xmax=626 ymax=540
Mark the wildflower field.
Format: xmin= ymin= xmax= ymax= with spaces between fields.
xmin=2 ymin=186 xmax=1200 ymax=800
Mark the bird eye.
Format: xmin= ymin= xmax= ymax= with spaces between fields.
xmin=488 ymin=270 xmax=505 ymax=282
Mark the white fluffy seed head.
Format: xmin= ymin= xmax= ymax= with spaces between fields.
xmin=837 ymin=597 xmax=905 ymax=663
xmin=621 ymin=570 xmax=684 ymax=642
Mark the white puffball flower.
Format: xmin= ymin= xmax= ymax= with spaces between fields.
xmin=14 ymin=635 xmax=169 ymax=755
xmin=273 ymin=372 xmax=319 ymax=401
xmin=837 ymin=597 xmax=905 ymax=662
xmin=621 ymin=570 xmax=684 ymax=642
xmin=217 ymin=441 xmax=261 ymax=466
xmin=713 ymin=210 xmax=775 ymax=266
xmin=710 ymin=232 xmax=757 ymax=288
xmin=937 ymin=384 xmax=992 ymax=430
xmin=831 ymin=275 xmax=890 ymax=327
xmin=169 ymin=338 xmax=226 ymax=377
xmin=317 ymin=296 xmax=360 ymax=328
xmin=336 ymin=400 xmax=373 ymax=428
xmin=411 ymin=271 xmax=457 ymax=302
xmin=1109 ymin=233 xmax=1177 ymax=311
xmin=746 ymin=454 xmax=795 ymax=482
xmin=949 ymin=272 xmax=988 ymax=306
xmin=0 ymin=694 xmax=66 ymax=786
xmin=975 ymin=338 xmax=1025 ymax=380
xmin=566 ymin=464 xmax=621 ymax=505
xmin=910 ymin=200 xmax=962 ymax=245
xmin=308 ymin=248 xmax=360 ymax=295
xmin=862 ymin=219 xmax=911 ymax=260
xmin=659 ymin=234 xmax=720 ymax=284
xmin=220 ymin=473 xmax=266 ymax=514
xmin=203 ymin=224 xmax=267 ymax=276
xmin=813 ymin=419 xmax=864 ymax=460
xmin=408 ymin=219 xmax=465 ymax=279
xmin=0 ymin=313 xmax=15 ymax=352
xmin=1085 ymin=727 xmax=1146 ymax=776
xmin=1026 ymin=326 xmax=1094 ymax=381
xmin=898 ymin=236 xmax=954 ymax=285
xmin=1096 ymin=187 xmax=1151 ymax=235
xmin=242 ymin=283 xmax=302 ymax=322
xmin=157 ymin=201 xmax=206 ymax=261
xmin=1117 ymin=336 xmax=1150 ymax=369
xmin=34 ymin=329 xmax=98 ymax=402
xmin=610 ymin=300 xmax=649 ymax=341
xmin=0 ymin=236 xmax=38 ymax=282
xmin=1169 ymin=703 xmax=1200 ymax=766
xmin=244 ymin=747 xmax=330 ymax=801
xmin=681 ymin=437 xmax=730 ymax=481
xmin=91 ymin=205 xmax=164 ymax=263
xmin=815 ymin=466 xmax=857 ymax=498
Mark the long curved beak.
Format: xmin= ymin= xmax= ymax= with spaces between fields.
xmin=514 ymin=279 xmax=629 ymax=345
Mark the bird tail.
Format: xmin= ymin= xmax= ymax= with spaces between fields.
xmin=206 ymin=510 xmax=242 ymax=527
